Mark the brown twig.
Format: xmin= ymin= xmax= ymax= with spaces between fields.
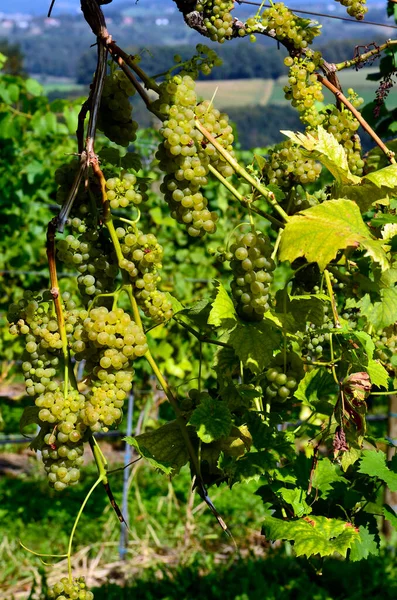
xmin=335 ymin=39 xmax=397 ymax=71
xmin=317 ymin=73 xmax=396 ymax=164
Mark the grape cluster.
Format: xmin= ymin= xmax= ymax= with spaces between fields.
xmin=47 ymin=576 xmax=94 ymax=600
xmin=229 ymin=231 xmax=275 ymax=321
xmin=262 ymin=140 xmax=322 ymax=189
xmin=105 ymin=173 xmax=148 ymax=209
xmin=8 ymin=293 xmax=89 ymax=490
xmin=115 ymin=225 xmax=173 ymax=322
xmin=265 ymin=365 xmax=298 ymax=403
xmin=301 ymin=305 xmax=333 ymax=362
xmin=57 ymin=220 xmax=118 ymax=303
xmin=196 ymin=0 xmax=235 ymax=43
xmin=322 ymin=104 xmax=364 ymax=175
xmin=375 ymin=327 xmax=397 ymax=370
xmin=97 ymin=70 xmax=138 ymax=147
xmin=334 ymin=0 xmax=367 ymax=20
xmin=71 ymin=306 xmax=146 ymax=431
xmin=283 ymin=52 xmax=325 ymax=127
xmin=156 ymin=73 xmax=234 ymax=237
xmin=244 ymin=4 xmax=320 ymax=48
xmin=8 ymin=292 xmax=62 ymax=397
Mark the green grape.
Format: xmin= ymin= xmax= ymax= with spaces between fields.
xmin=244 ymin=3 xmax=321 ymax=49
xmin=262 ymin=140 xmax=322 ymax=190
xmin=197 ymin=0 xmax=235 ymax=43
xmin=283 ymin=51 xmax=325 ymax=127
xmin=229 ymin=231 xmax=275 ymax=321
xmin=156 ymin=72 xmax=235 ymax=237
xmin=47 ymin=576 xmax=94 ymax=600
xmin=334 ymin=0 xmax=367 ymax=20
xmin=264 ymin=362 xmax=300 ymax=403
xmin=97 ymin=69 xmax=138 ymax=147
xmin=105 ymin=173 xmax=148 ymax=209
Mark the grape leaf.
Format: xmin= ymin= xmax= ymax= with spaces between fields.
xmin=165 ymin=292 xmax=184 ymax=315
xmin=311 ymin=458 xmax=348 ymax=499
xmin=207 ymin=280 xmax=237 ymax=327
xmin=125 ymin=420 xmax=190 ymax=475
xmin=282 ymin=127 xmax=361 ymax=185
xmin=333 ymin=182 xmax=391 ymax=212
xmin=233 ymin=450 xmax=276 ymax=483
xmin=340 ymin=447 xmax=362 ymax=472
xmin=227 ymin=321 xmax=281 ymax=375
xmin=98 ymin=147 xmax=121 ymax=165
xmin=121 ymin=152 xmax=142 ymax=171
xmin=295 ymin=369 xmax=338 ymax=410
xmin=364 ymin=164 xmax=397 ymax=189
xmin=188 ymin=395 xmax=232 ymax=443
xmin=383 ymin=504 xmax=397 ymax=530
xmin=356 ymin=288 xmax=397 ymax=329
xmin=279 ymin=199 xmax=387 ymax=272
xmin=262 ymin=515 xmax=359 ymax=558
xmin=366 ymin=359 xmax=389 ymax=389
xmin=358 ymin=450 xmax=397 ymax=491
xmin=277 ymin=487 xmax=312 ymax=517
xmin=20 ymin=406 xmax=40 ymax=435
xmin=349 ymin=525 xmax=379 ymax=562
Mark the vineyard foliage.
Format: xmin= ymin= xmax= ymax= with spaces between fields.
xmin=3 ymin=0 xmax=397 ymax=593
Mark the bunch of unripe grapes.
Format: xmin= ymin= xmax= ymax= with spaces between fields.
xmin=301 ymin=305 xmax=334 ymax=362
xmin=196 ymin=0 xmax=235 ymax=43
xmin=156 ymin=73 xmax=234 ymax=237
xmin=57 ymin=219 xmax=118 ymax=302
xmin=97 ymin=69 xmax=138 ymax=147
xmin=262 ymin=140 xmax=322 ymax=189
xmin=334 ymin=0 xmax=367 ymax=20
xmin=47 ymin=576 xmax=94 ymax=600
xmin=265 ymin=365 xmax=298 ymax=402
xmin=55 ymin=160 xmax=94 ymax=217
xmin=41 ymin=426 xmax=85 ymax=491
xmin=116 ymin=226 xmax=173 ymax=322
xmin=8 ymin=292 xmax=62 ymax=397
xmin=244 ymin=3 xmax=320 ymax=48
xmin=375 ymin=327 xmax=397 ymax=370
xmin=71 ymin=306 xmax=146 ymax=431
xmin=229 ymin=231 xmax=275 ymax=321
xmin=283 ymin=53 xmax=325 ymax=127
xmin=105 ymin=173 xmax=148 ymax=209
xmin=322 ymin=103 xmax=364 ymax=175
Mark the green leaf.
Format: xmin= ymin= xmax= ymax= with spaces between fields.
xmin=333 ymin=182 xmax=391 ymax=213
xmin=19 ymin=406 xmax=40 ymax=435
xmin=311 ymin=458 xmax=347 ymax=499
xmin=364 ymin=164 xmax=397 ymax=189
xmin=262 ymin=515 xmax=359 ymax=558
xmin=367 ymin=359 xmax=389 ymax=389
xmin=282 ymin=127 xmax=361 ymax=185
xmin=279 ymin=199 xmax=388 ymax=272
xmin=121 ymin=152 xmax=142 ymax=171
xmin=125 ymin=420 xmax=190 ymax=474
xmin=165 ymin=292 xmax=184 ymax=315
xmin=227 ymin=321 xmax=281 ymax=375
xmin=25 ymin=78 xmax=43 ymax=97
xmin=189 ymin=395 xmax=232 ymax=443
xmin=277 ymin=487 xmax=312 ymax=517
xmin=358 ymin=450 xmax=397 ymax=491
xmin=207 ymin=280 xmax=237 ymax=327
xmin=349 ymin=525 xmax=379 ymax=562
xmin=233 ymin=450 xmax=276 ymax=483
xmin=295 ymin=369 xmax=338 ymax=410
xmin=383 ymin=504 xmax=397 ymax=530
xmin=340 ymin=447 xmax=362 ymax=472
xmin=356 ymin=288 xmax=397 ymax=329
xmin=98 ymin=147 xmax=121 ymax=165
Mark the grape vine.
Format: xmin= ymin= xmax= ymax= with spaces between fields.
xmin=5 ymin=0 xmax=397 ymax=594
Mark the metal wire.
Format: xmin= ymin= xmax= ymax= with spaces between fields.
xmin=236 ymin=0 xmax=397 ymax=30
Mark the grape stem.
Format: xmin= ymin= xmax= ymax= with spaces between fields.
xmin=108 ymin=41 xmax=161 ymax=94
xmin=334 ymin=40 xmax=397 ymax=71
xmin=324 ymin=269 xmax=341 ymax=329
xmin=208 ymin=164 xmax=285 ymax=228
xmin=46 ymin=218 xmax=77 ymax=397
xmin=317 ymin=73 xmax=396 ymax=164
xmin=195 ymin=119 xmax=290 ymax=222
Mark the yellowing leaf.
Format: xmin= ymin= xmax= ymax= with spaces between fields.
xmin=282 ymin=127 xmax=361 ymax=185
xmin=279 ymin=199 xmax=388 ymax=271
